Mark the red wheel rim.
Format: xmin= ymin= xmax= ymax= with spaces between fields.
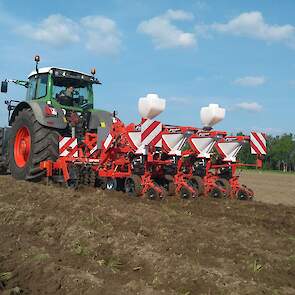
xmin=14 ymin=126 xmax=31 ymax=167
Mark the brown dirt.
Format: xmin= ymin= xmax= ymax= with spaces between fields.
xmin=240 ymin=170 xmax=295 ymax=206
xmin=0 ymin=173 xmax=295 ymax=295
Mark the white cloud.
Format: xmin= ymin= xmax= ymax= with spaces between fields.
xmin=236 ymin=102 xmax=262 ymax=112
xmin=234 ymin=76 xmax=266 ymax=87
xmin=16 ymin=14 xmax=80 ymax=46
xmin=164 ymin=9 xmax=194 ymax=21
xmin=15 ymin=14 xmax=121 ymax=55
xmin=81 ymin=16 xmax=122 ymax=55
xmin=212 ymin=11 xmax=295 ymax=46
xmin=138 ymin=9 xmax=196 ymax=49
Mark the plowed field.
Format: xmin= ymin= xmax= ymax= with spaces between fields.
xmin=0 ymin=171 xmax=294 ymax=295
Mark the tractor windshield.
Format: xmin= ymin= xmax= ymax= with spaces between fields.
xmin=53 ymin=77 xmax=92 ymax=108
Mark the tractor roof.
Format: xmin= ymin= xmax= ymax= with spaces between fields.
xmin=28 ymin=67 xmax=92 ymax=79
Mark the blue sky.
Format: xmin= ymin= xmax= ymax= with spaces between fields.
xmin=0 ymin=0 xmax=294 ymax=135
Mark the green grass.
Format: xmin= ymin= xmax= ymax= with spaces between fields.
xmin=32 ymin=253 xmax=50 ymax=261
xmin=252 ymin=260 xmax=264 ymax=273
xmin=287 ymin=255 xmax=295 ymax=263
xmin=73 ymin=241 xmax=90 ymax=256
xmin=238 ymin=169 xmax=295 ymax=175
xmin=0 ymin=271 xmax=13 ymax=281
xmin=105 ymin=256 xmax=123 ymax=273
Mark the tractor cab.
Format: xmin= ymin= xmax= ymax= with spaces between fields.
xmin=0 ymin=56 xmax=112 ymax=132
xmin=26 ymin=67 xmax=101 ymax=111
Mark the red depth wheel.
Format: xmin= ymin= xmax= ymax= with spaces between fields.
xmin=14 ymin=126 xmax=31 ymax=167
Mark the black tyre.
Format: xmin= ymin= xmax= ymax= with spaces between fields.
xmin=178 ymin=186 xmax=193 ymax=199
xmin=66 ymin=164 xmax=80 ymax=189
xmin=9 ymin=108 xmax=59 ymax=180
xmin=125 ymin=175 xmax=142 ymax=197
xmin=80 ymin=167 xmax=97 ymax=187
xmin=189 ymin=176 xmax=204 ymax=196
xmin=99 ymin=178 xmax=107 ymax=190
xmin=215 ymin=178 xmax=231 ymax=198
xmin=145 ymin=187 xmax=159 ymax=200
xmin=105 ymin=177 xmax=118 ymax=191
xmin=116 ymin=178 xmax=126 ymax=192
xmin=209 ymin=187 xmax=223 ymax=198
xmin=237 ymin=189 xmax=249 ymax=200
xmin=159 ymin=188 xmax=168 ymax=199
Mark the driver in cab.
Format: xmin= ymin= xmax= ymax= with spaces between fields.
xmin=58 ymin=86 xmax=75 ymax=106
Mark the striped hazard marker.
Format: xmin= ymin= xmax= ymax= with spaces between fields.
xmin=103 ymin=134 xmax=113 ymax=150
xmin=89 ymin=144 xmax=98 ymax=156
xmin=141 ymin=118 xmax=162 ymax=147
xmin=59 ymin=137 xmax=78 ymax=157
xmin=250 ymin=132 xmax=267 ymax=155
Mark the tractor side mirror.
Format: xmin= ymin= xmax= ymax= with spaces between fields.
xmin=1 ymin=81 xmax=8 ymax=93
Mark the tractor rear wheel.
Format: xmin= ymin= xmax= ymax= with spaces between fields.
xmin=9 ymin=108 xmax=59 ymax=181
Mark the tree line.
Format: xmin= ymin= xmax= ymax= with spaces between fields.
xmin=237 ymin=133 xmax=295 ymax=172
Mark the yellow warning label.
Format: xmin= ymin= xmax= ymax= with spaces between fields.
xmin=100 ymin=121 xmax=106 ymax=128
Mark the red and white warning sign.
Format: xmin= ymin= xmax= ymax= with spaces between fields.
xmin=131 ymin=118 xmax=162 ymax=154
xmin=59 ymin=137 xmax=78 ymax=157
xmin=140 ymin=118 xmax=162 ymax=147
xmin=103 ymin=134 xmax=113 ymax=150
xmin=250 ymin=132 xmax=267 ymax=155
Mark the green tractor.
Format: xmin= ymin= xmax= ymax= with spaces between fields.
xmin=0 ymin=55 xmax=112 ymax=181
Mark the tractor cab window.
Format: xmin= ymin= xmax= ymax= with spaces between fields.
xmin=36 ymin=74 xmax=48 ymax=99
xmin=26 ymin=74 xmax=48 ymax=100
xmin=26 ymin=76 xmax=37 ymax=100
xmin=53 ymin=77 xmax=90 ymax=108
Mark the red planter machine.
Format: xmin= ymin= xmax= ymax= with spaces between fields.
xmin=40 ymin=95 xmax=267 ymax=200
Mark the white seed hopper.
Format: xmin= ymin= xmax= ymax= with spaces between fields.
xmin=200 ymin=104 xmax=225 ymax=128
xmin=216 ymin=141 xmax=244 ymax=162
xmin=138 ymin=93 xmax=166 ymax=119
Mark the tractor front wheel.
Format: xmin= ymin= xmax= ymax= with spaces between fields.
xmin=9 ymin=108 xmax=59 ymax=181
